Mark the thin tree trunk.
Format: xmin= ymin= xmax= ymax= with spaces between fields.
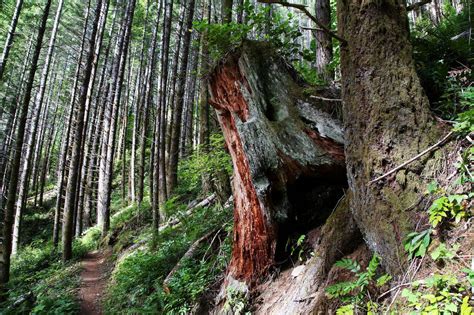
xmin=153 ymin=0 xmax=174 ymax=237
xmin=32 ymin=70 xmax=57 ymax=207
xmin=168 ymin=0 xmax=196 ymax=192
xmin=0 ymin=0 xmax=52 ymax=300
xmin=315 ymin=0 xmax=333 ymax=82
xmin=83 ymin=4 xmax=119 ymax=230
xmin=0 ymin=36 xmax=33 ymax=207
xmin=165 ymin=9 xmax=185 ymax=187
xmin=180 ymin=35 xmax=200 ymax=158
xmin=198 ymin=1 xmax=211 ymax=149
xmin=39 ymin=61 xmax=68 ymax=207
xmin=0 ymin=0 xmax=24 ymax=81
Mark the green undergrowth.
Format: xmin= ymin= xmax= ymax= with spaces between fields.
xmin=326 ymin=136 xmax=473 ymax=314
xmin=1 ymin=226 xmax=101 ymax=314
xmin=104 ymin=202 xmax=232 ymax=314
xmin=102 ymin=133 xmax=233 ymax=314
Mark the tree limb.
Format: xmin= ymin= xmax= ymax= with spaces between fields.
xmin=163 ymin=229 xmax=224 ymax=289
xmin=369 ymin=131 xmax=453 ymax=184
xmin=407 ymin=0 xmax=432 ymax=11
xmin=258 ymin=0 xmax=347 ymax=45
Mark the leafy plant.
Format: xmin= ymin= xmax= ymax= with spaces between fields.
xmin=403 ymin=229 xmax=432 ymax=259
xmin=401 ymin=274 xmax=471 ymax=314
xmin=453 ymin=86 xmax=474 ymax=134
xmin=286 ymin=234 xmax=307 ymax=262
xmin=224 ymin=287 xmax=250 ymax=315
xmin=454 ymin=145 xmax=474 ymax=185
xmin=326 ymin=254 xmax=391 ymax=312
xmin=194 ymin=1 xmax=303 ymax=63
xmin=428 ymin=194 xmax=468 ymax=227
xmin=430 ymin=242 xmax=459 ymax=261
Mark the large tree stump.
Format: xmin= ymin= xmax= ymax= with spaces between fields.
xmin=208 ymin=41 xmax=347 ymax=290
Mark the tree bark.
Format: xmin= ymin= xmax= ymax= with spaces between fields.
xmin=153 ymin=0 xmax=174 ymax=230
xmin=337 ymin=0 xmax=446 ymax=274
xmin=0 ymin=0 xmax=52 ymax=300
xmin=315 ymin=0 xmax=333 ymax=82
xmin=222 ymin=0 xmax=233 ymax=23
xmin=208 ymin=41 xmax=346 ymax=288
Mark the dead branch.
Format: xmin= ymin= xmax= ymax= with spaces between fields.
xmin=309 ymin=95 xmax=342 ymax=102
xmin=407 ymin=0 xmax=432 ymax=11
xmin=257 ymin=0 xmax=347 ymax=45
xmin=369 ymin=131 xmax=453 ymax=184
xmin=163 ymin=229 xmax=222 ymax=289
xmin=159 ymin=194 xmax=216 ymax=231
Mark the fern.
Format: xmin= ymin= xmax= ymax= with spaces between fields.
xmin=326 ymin=281 xmax=357 ymax=298
xmin=334 ymin=258 xmax=361 ymax=273
xmin=326 ymin=254 xmax=390 ymax=312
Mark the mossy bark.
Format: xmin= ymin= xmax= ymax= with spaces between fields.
xmin=337 ymin=0 xmax=448 ymax=274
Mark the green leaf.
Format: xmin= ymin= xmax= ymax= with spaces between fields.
xmin=445 ymin=302 xmax=457 ymax=312
xmin=334 ymin=258 xmax=361 ymax=273
xmin=376 ymin=274 xmax=392 ymax=287
xmin=426 ymin=181 xmax=439 ymax=194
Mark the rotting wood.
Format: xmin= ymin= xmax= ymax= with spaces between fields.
xmin=208 ymin=41 xmax=347 ymax=292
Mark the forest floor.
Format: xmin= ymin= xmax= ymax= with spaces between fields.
xmin=79 ymin=248 xmax=113 ymax=315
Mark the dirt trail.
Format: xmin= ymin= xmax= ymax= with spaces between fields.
xmin=79 ymin=249 xmax=112 ymax=315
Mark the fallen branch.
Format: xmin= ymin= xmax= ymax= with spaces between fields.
xmin=309 ymin=95 xmax=342 ymax=102
xmin=258 ymin=0 xmax=347 ymax=45
xmin=159 ymin=194 xmax=216 ymax=231
xmin=163 ymin=229 xmax=223 ymax=289
xmin=369 ymin=131 xmax=453 ymax=184
xmin=407 ymin=0 xmax=432 ymax=11
xmin=11 ymin=291 xmax=34 ymax=308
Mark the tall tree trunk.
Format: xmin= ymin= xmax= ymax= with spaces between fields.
xmin=33 ymin=69 xmax=58 ymax=207
xmin=83 ymin=3 xmax=119 ymax=230
xmin=97 ymin=0 xmax=136 ymax=238
xmin=221 ymin=0 xmax=233 ymax=23
xmin=12 ymin=0 xmax=64 ymax=255
xmin=0 ymin=36 xmax=33 ymax=208
xmin=0 ymin=0 xmax=52 ymax=300
xmin=198 ymin=1 xmax=211 ymax=149
xmin=39 ymin=61 xmax=68 ymax=208
xmin=338 ymin=0 xmax=446 ymax=274
xmin=315 ymin=0 xmax=333 ymax=82
xmin=155 ymin=0 xmax=173 ymax=210
xmin=180 ymin=34 xmax=201 ymax=158
xmin=168 ymin=0 xmax=196 ymax=192
xmin=0 ymin=0 xmax=24 ymax=81
xmin=53 ymin=0 xmax=93 ymax=248
xmin=62 ymin=0 xmax=108 ymax=261
xmin=165 ymin=9 xmax=185 ymax=190
xmin=129 ymin=0 xmax=151 ymax=205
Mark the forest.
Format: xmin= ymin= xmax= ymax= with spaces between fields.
xmin=0 ymin=0 xmax=472 ymax=313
